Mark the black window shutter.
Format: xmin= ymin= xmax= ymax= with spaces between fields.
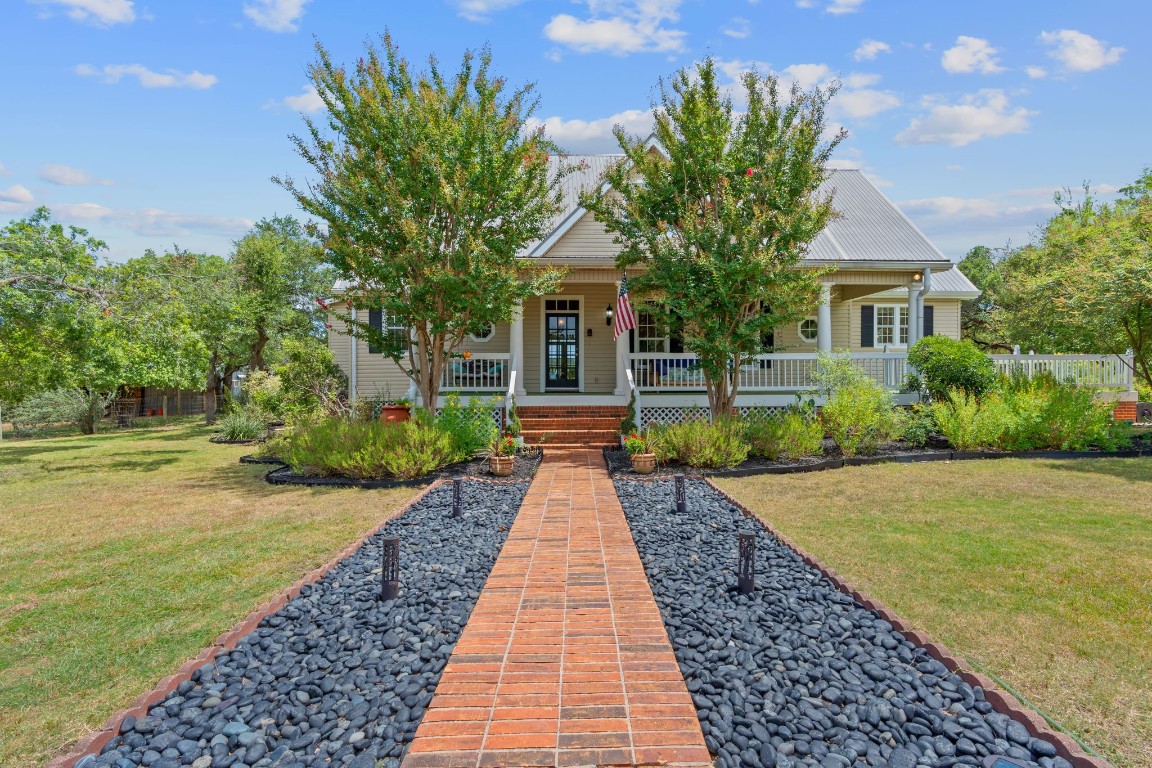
xmin=368 ymin=308 xmax=383 ymax=354
xmin=923 ymin=305 xmax=934 ymax=337
xmin=860 ymin=305 xmax=874 ymax=348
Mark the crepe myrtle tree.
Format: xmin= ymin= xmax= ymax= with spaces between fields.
xmin=584 ymin=59 xmax=843 ymax=419
xmin=277 ymin=33 xmax=568 ymax=409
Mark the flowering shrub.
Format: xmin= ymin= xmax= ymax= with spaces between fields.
xmin=490 ymin=433 xmax=517 ymax=457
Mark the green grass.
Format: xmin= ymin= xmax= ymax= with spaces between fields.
xmin=0 ymin=424 xmax=423 ymax=767
xmin=717 ymin=459 xmax=1152 ymax=768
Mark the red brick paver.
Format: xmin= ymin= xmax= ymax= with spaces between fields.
xmin=403 ymin=450 xmax=710 ymax=768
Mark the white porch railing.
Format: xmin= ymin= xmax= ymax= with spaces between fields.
xmin=628 ymin=352 xmax=909 ymax=392
xmin=441 ymin=352 xmax=511 ymax=391
xmin=989 ymin=352 xmax=1134 ymax=389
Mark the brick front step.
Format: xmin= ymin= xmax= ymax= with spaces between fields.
xmin=518 ymin=417 xmax=623 ymax=430
xmin=522 ymin=429 xmax=619 ymax=446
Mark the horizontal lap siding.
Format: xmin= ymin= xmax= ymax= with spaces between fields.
xmin=542 ymin=213 xmax=621 ymax=259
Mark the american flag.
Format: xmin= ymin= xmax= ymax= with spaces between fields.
xmin=614 ymin=272 xmax=637 ymax=340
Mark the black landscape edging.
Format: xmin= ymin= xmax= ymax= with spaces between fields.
xmin=239 ymin=454 xmax=287 ymax=466
xmin=606 ymin=444 xmax=1151 ymax=480
xmin=264 ymin=448 xmax=544 ymax=489
xmin=615 ymin=477 xmax=1083 ymax=768
xmin=88 ymin=480 xmax=529 ymax=768
xmin=209 ymin=436 xmax=265 ymax=445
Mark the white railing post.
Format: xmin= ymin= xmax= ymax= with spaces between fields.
xmin=504 ymin=356 xmax=517 ymax=432
xmin=1125 ymin=349 xmax=1136 ymax=392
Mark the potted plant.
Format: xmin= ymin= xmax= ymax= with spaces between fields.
xmin=380 ymin=397 xmax=411 ymax=423
xmin=624 ymin=433 xmax=656 ymax=474
xmin=489 ymin=432 xmax=517 ymax=476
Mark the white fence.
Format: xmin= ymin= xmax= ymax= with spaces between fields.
xmin=628 ymin=352 xmax=909 ymax=392
xmin=988 ymin=353 xmax=1134 ymax=389
xmin=440 ymin=352 xmax=510 ymax=392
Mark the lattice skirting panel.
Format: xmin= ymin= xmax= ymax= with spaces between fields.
xmin=736 ymin=405 xmax=788 ymax=420
xmin=640 ymin=405 xmax=789 ymax=426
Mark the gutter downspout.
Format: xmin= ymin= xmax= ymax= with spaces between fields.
xmin=349 ymin=307 xmax=358 ymax=402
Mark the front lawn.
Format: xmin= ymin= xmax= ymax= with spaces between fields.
xmin=717 ymin=459 xmax=1152 ymax=768
xmin=0 ymin=424 xmax=423 ymax=768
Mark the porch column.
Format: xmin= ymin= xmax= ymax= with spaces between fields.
xmin=907 ymin=282 xmax=923 ymax=347
xmin=816 ymin=282 xmax=834 ymax=353
xmin=615 ymin=281 xmax=630 ymax=395
xmin=510 ymin=299 xmax=527 ymax=397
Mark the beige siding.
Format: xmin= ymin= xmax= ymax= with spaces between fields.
xmin=845 ymin=298 xmax=964 ymax=351
xmin=541 ymin=212 xmax=620 ymax=260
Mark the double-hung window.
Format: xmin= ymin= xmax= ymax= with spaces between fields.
xmin=875 ymin=305 xmax=908 ymax=347
xmin=637 ymin=311 xmax=669 ymax=353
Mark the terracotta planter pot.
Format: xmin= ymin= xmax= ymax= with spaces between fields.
xmin=490 ymin=455 xmax=515 ymax=477
xmin=379 ymin=405 xmax=410 ymax=423
xmin=631 ymin=453 xmax=657 ymax=474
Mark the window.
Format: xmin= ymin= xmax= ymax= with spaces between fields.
xmin=875 ymin=305 xmax=908 ymax=347
xmin=798 ymin=317 xmax=818 ymax=344
xmin=367 ymin=308 xmax=408 ymax=353
xmin=637 ymin=311 xmax=668 ymax=353
xmin=467 ymin=322 xmax=496 ymax=343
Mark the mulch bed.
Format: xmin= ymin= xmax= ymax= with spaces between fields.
xmin=259 ymin=447 xmax=544 ymax=489
xmin=605 ymin=435 xmax=1152 ymax=479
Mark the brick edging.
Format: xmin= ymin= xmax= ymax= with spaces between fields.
xmin=45 ymin=479 xmax=449 ymax=768
xmin=703 ymin=478 xmax=1111 ymax=768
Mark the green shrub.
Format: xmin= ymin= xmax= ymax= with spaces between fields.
xmin=647 ymin=417 xmax=750 ymax=468
xmin=899 ymin=405 xmax=937 ymax=448
xmin=932 ymin=390 xmax=1010 ymax=451
xmin=268 ymin=417 xmax=466 ymax=480
xmin=10 ymin=388 xmax=109 ymax=436
xmin=272 ymin=337 xmax=348 ymax=418
xmin=216 ymin=409 xmax=266 ymax=441
xmin=907 ymin=336 xmax=996 ymax=401
xmin=435 ymin=394 xmax=498 ymax=456
xmin=242 ymin=370 xmax=285 ymax=422
xmin=820 ymin=383 xmax=901 ymax=458
xmin=744 ymin=410 xmax=824 ymax=460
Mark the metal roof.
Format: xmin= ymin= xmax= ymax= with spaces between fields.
xmin=862 ymin=265 xmax=981 ymax=300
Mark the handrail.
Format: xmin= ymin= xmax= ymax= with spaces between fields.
xmin=504 ymin=355 xmax=517 ymax=433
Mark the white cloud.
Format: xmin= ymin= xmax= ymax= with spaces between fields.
xmin=527 ymin=109 xmax=652 ymax=153
xmin=451 ymin=0 xmax=526 ymax=21
xmin=544 ymin=1 xmax=686 ymax=55
xmin=39 ymin=163 xmax=113 ymax=186
xmin=780 ymin=63 xmax=832 ymax=90
xmin=853 ymin=39 xmax=890 ymax=61
xmin=52 ymin=202 xmax=254 ymax=238
xmin=75 ymin=63 xmax=218 ymax=89
xmin=31 ymin=0 xmax=135 ymax=26
xmin=841 ymin=72 xmax=880 ymax=88
xmin=825 ymin=0 xmax=864 ymax=14
xmin=895 ymin=89 xmax=1034 ymax=147
xmin=278 ymin=85 xmax=324 ymax=113
xmin=941 ymin=36 xmax=1004 ymax=74
xmin=1039 ymin=29 xmax=1124 ymax=73
xmin=722 ymin=16 xmax=751 ymax=39
xmin=243 ymin=0 xmax=310 ymax=32
xmin=833 ymin=89 xmax=901 ymax=119
xmin=1025 ymin=66 xmax=1048 ymax=79
xmin=0 ymin=185 xmax=35 ymax=204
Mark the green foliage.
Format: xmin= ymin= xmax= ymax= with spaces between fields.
xmin=907 ymin=335 xmax=997 ymax=401
xmin=956 ymin=245 xmax=1007 ymax=349
xmin=933 ymin=374 xmax=1125 ymax=451
xmin=647 ymin=417 xmax=750 ymax=468
xmin=583 ymin=58 xmax=842 ymax=419
xmin=899 ymin=405 xmax=937 ymax=448
xmin=505 ymin=395 xmax=523 ymax=437
xmin=435 ymin=394 xmax=498 ymax=457
xmin=9 ymin=389 xmax=91 ymax=436
xmin=620 ymin=389 xmax=638 ymax=435
xmin=241 ymin=370 xmax=285 ymax=422
xmin=488 ymin=431 xmax=517 ymax=457
xmin=814 ymin=357 xmax=900 ymax=456
xmin=277 ymin=33 xmax=567 ymax=408
xmin=623 ymin=433 xmax=648 ymax=456
xmin=269 ymin=417 xmax=464 ymax=480
xmin=271 ymin=337 xmax=347 ymax=418
xmin=215 ymin=409 xmax=266 ymax=441
xmin=744 ymin=409 xmax=824 ymax=460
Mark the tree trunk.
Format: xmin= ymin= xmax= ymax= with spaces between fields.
xmin=704 ymin=354 xmax=740 ymax=422
xmin=250 ymin=327 xmax=269 ymax=371
xmin=204 ymin=353 xmax=220 ymax=424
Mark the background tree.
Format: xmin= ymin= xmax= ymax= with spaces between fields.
xmin=994 ymin=170 xmax=1152 ymax=389
xmin=584 ymin=58 xmax=842 ymax=419
xmin=277 ymin=34 xmax=567 ymax=408
xmin=956 ymin=244 xmax=1010 ymax=350
xmin=232 ymin=215 xmax=332 ymax=371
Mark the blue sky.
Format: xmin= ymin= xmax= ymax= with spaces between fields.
xmin=0 ymin=0 xmax=1146 ymax=262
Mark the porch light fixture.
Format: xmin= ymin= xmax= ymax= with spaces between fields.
xmin=912 ymin=273 xmax=922 ymax=281
xmin=605 ymin=305 xmax=614 ymax=325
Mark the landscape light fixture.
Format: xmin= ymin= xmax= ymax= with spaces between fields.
xmin=738 ymin=531 xmax=756 ymax=594
xmin=452 ymin=477 xmax=464 ymax=518
xmin=380 ymin=536 xmax=400 ymax=601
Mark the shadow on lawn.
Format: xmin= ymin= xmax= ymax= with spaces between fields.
xmin=39 ymin=450 xmax=192 ymax=474
xmin=0 ymin=443 xmax=92 ymax=464
xmin=1038 ymin=458 xmax=1152 ymax=483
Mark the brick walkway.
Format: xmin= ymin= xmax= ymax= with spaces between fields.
xmin=402 ymin=449 xmax=710 ymax=768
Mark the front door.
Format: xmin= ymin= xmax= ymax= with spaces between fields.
xmin=545 ymin=301 xmax=579 ymax=390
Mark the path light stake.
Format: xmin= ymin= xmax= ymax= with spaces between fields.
xmin=674 ymin=473 xmax=687 ymax=514
xmin=738 ymin=531 xmax=756 ymax=594
xmin=380 ymin=536 xmax=400 ymax=601
xmin=452 ymin=477 xmax=464 ymax=518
